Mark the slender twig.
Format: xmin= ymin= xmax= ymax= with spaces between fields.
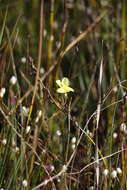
xmin=28 ymin=0 xmax=44 ymax=178
xmin=31 ymin=147 xmax=127 ymax=190
xmin=27 ymin=0 xmax=44 ymax=126
xmin=41 ymin=11 xmax=107 ymax=82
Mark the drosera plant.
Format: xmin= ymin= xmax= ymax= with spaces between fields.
xmin=56 ymin=77 xmax=74 ymax=97
xmin=1 ymin=0 xmax=127 ymax=190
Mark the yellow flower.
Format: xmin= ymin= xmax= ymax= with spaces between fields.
xmin=56 ymin=77 xmax=74 ymax=95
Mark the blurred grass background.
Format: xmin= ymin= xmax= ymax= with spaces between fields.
xmin=0 ymin=0 xmax=127 ymax=189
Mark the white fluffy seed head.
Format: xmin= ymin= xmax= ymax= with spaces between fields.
xmin=38 ymin=110 xmax=42 ymax=117
xmin=103 ymin=169 xmax=109 ymax=176
xmin=56 ymin=41 xmax=61 ymax=49
xmin=2 ymin=139 xmax=7 ymax=145
xmin=35 ymin=117 xmax=39 ymax=123
xmin=22 ymin=106 xmax=29 ymax=116
xmin=71 ymin=144 xmax=76 ymax=150
xmin=111 ymin=170 xmax=117 ymax=178
xmin=57 ymin=178 xmax=60 ymax=183
xmin=71 ymin=137 xmax=76 ymax=144
xmin=86 ymin=129 xmax=93 ymax=137
xmin=117 ymin=167 xmax=122 ymax=174
xmin=120 ymin=123 xmax=126 ymax=132
xmin=50 ymin=35 xmax=54 ymax=41
xmin=21 ymin=57 xmax=26 ymax=63
xmin=113 ymin=86 xmax=118 ymax=93
xmin=56 ymin=130 xmax=61 ymax=136
xmin=35 ymin=110 xmax=42 ymax=123
xmin=26 ymin=126 xmax=31 ymax=134
xmin=0 ymin=88 xmax=6 ymax=98
xmin=50 ymin=165 xmax=55 ymax=172
xmin=40 ymin=67 xmax=45 ymax=74
xmin=22 ymin=179 xmax=28 ymax=187
xmin=10 ymin=76 xmax=17 ymax=85
xmin=15 ymin=147 xmax=19 ymax=153
xmin=113 ymin=132 xmax=118 ymax=139
xmin=42 ymin=149 xmax=46 ymax=154
xmin=62 ymin=165 xmax=67 ymax=172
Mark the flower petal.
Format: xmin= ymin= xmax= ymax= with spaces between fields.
xmin=56 ymin=80 xmax=62 ymax=87
xmin=62 ymin=78 xmax=69 ymax=87
xmin=64 ymin=86 xmax=74 ymax=92
xmin=57 ymin=88 xmax=66 ymax=93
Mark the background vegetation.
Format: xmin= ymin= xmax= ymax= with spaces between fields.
xmin=0 ymin=0 xmax=127 ymax=189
